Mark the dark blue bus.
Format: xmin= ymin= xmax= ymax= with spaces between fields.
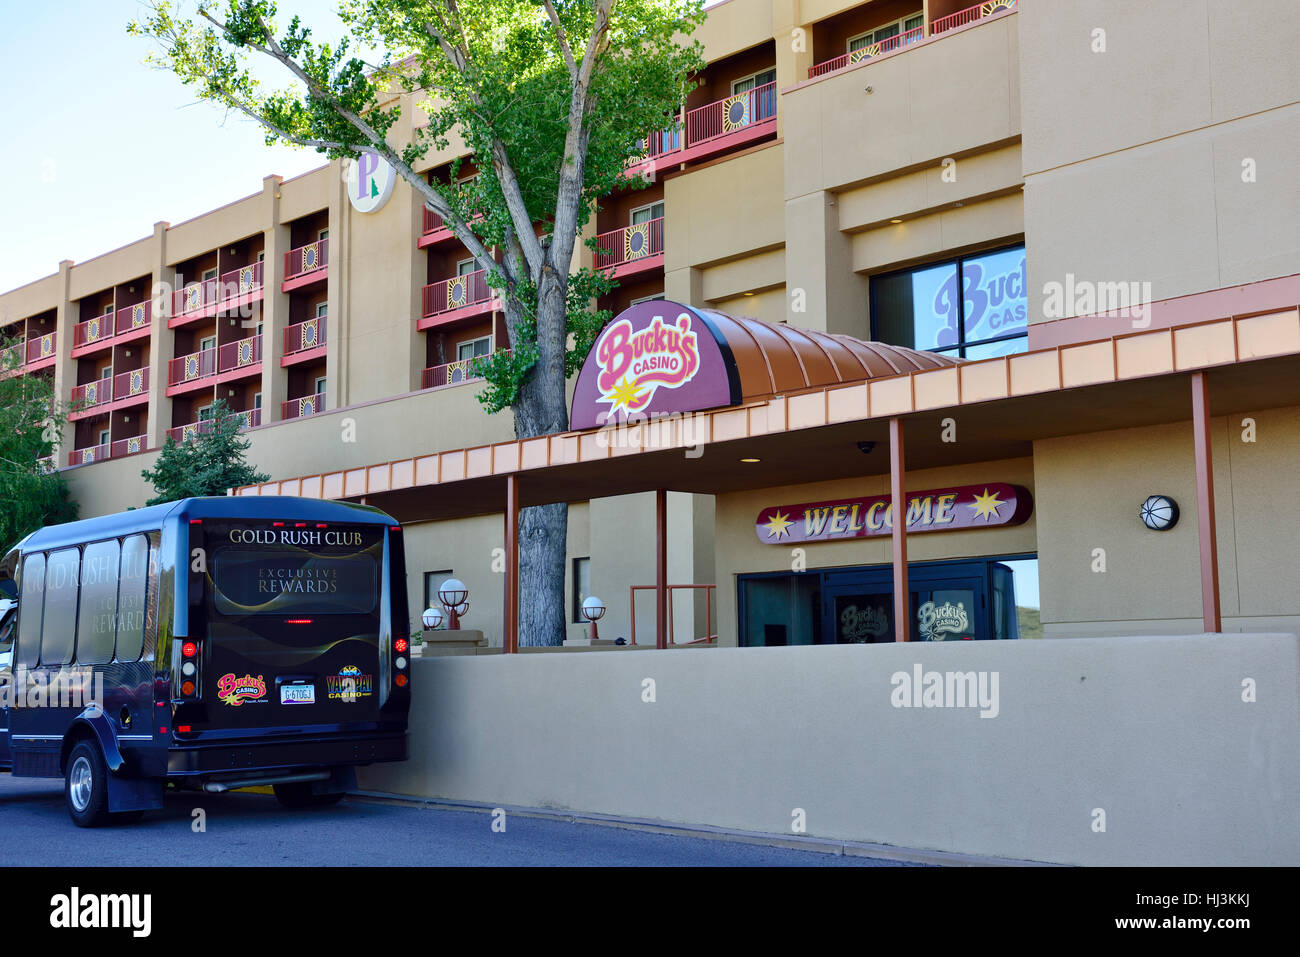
xmin=0 ymin=497 xmax=411 ymax=826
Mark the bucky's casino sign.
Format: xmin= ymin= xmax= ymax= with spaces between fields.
xmin=756 ymin=483 xmax=1032 ymax=545
xmin=570 ymin=301 xmax=740 ymax=429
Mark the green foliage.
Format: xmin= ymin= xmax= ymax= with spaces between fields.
xmin=141 ymin=399 xmax=271 ymax=505
xmin=0 ymin=338 xmax=78 ymax=552
xmin=130 ymin=0 xmax=706 ymax=416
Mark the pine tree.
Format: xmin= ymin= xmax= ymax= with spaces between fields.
xmin=141 ymin=399 xmax=270 ymax=505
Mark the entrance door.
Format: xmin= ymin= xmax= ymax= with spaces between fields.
xmin=824 ymin=580 xmax=894 ymax=644
xmin=822 ymin=562 xmax=987 ymax=642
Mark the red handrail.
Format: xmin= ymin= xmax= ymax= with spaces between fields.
xmin=931 ymin=0 xmax=1016 ymax=36
xmin=281 ymin=393 xmax=325 ymax=419
xmin=173 ymin=278 xmax=219 ymax=316
xmin=627 ymin=584 xmax=717 ymax=647
xmin=70 ymin=378 xmax=113 ymax=411
xmin=808 ymin=25 xmax=924 ymax=78
xmin=110 ymin=434 xmax=148 ymax=458
xmin=26 ymin=333 xmax=56 ymax=363
xmin=421 ymin=349 xmax=509 ymax=389
xmin=167 ymin=408 xmax=260 ymax=443
xmin=219 ymin=260 xmax=264 ymax=300
xmin=284 ymin=315 xmax=326 ymax=356
xmin=73 ymin=312 xmax=115 ymax=349
xmin=112 ymin=366 xmax=149 ymax=401
xmin=421 ymin=268 xmax=492 ymax=318
xmin=422 ymin=206 xmax=444 ymax=235
xmin=684 ymin=82 xmax=777 ymax=148
xmin=68 ymin=443 xmax=110 ymax=467
xmin=218 ymin=334 xmax=262 ymax=374
xmin=167 ymin=347 xmax=217 ymax=386
xmin=283 ymin=238 xmax=328 ymax=280
xmin=594 ymin=217 xmax=664 ymax=271
xmin=115 ymin=298 xmax=152 ymax=335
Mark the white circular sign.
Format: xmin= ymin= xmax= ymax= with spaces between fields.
xmin=346 ymin=150 xmax=397 ymax=213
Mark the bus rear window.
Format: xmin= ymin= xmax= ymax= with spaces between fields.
xmin=211 ymin=547 xmax=379 ymax=616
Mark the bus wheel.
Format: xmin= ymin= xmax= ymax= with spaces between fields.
xmin=65 ymin=741 xmax=111 ymax=828
xmin=273 ymin=782 xmax=346 ymax=808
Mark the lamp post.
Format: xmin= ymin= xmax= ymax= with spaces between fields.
xmin=421 ymin=605 xmax=444 ymax=631
xmin=438 ymin=578 xmax=469 ymax=630
xmin=581 ymin=595 xmax=606 ymax=641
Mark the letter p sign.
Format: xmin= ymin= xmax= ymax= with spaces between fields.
xmin=347 ymin=151 xmax=395 ymax=214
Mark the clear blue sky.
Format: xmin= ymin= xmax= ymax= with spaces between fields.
xmin=0 ymin=1 xmax=727 ymax=294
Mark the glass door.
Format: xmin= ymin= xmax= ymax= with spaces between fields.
xmin=908 ymin=564 xmax=985 ymax=641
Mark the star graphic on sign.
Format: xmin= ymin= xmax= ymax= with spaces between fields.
xmin=763 ymin=510 xmax=793 ymax=540
xmin=968 ymin=487 xmax=1004 ymax=522
xmin=606 ymin=375 xmax=643 ymax=413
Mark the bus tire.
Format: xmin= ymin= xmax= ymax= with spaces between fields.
xmin=273 ymin=782 xmax=346 ymax=808
xmin=65 ymin=740 xmax=111 ymax=828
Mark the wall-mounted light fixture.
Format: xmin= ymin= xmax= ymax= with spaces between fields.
xmin=1140 ymin=495 xmax=1179 ymax=531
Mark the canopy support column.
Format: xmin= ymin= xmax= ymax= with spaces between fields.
xmin=656 ymin=489 xmax=668 ymax=649
xmin=1190 ymin=372 xmax=1222 ymax=633
xmin=890 ymin=417 xmax=909 ymax=642
xmin=504 ymin=474 xmax=519 ymax=653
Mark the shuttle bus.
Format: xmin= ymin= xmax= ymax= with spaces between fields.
xmin=0 ymin=496 xmax=411 ymax=826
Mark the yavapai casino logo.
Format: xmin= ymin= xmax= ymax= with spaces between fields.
xmin=326 ymin=666 xmax=374 ymax=702
xmin=918 ymin=600 xmax=970 ymax=640
xmin=595 ymin=312 xmax=700 ymax=417
xmin=217 ymin=673 xmax=267 ymax=706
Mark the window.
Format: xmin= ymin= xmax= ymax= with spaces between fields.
xmin=457 ymin=337 xmax=490 ymax=362
xmin=100 ymin=365 xmax=113 ymax=380
xmin=849 ymin=11 xmax=924 ymax=54
xmin=456 ymin=258 xmax=478 ymax=277
xmin=731 ymin=68 xmax=776 ymax=95
xmin=196 ymin=404 xmax=214 ymax=422
xmin=630 ymin=201 xmax=664 ymax=226
xmin=318 ymin=228 xmax=330 ymax=242
xmin=102 ymin=304 xmax=113 ymax=316
xmin=77 ymin=540 xmax=120 ymax=665
xmin=201 ymin=268 xmax=218 ymax=282
xmin=199 ymin=335 xmax=217 ymax=352
xmin=256 ymin=251 xmax=265 ymax=263
xmin=97 ymin=429 xmax=111 ymax=447
xmin=315 ymin=302 xmax=328 ymax=319
xmin=0 ymin=604 xmax=16 ymax=671
xmin=313 ymin=376 xmax=327 ymax=396
xmin=870 ymin=245 xmax=1027 ymax=358
xmin=424 ymin=570 xmax=454 ymax=617
xmin=16 ymin=553 xmax=45 ymax=668
xmin=114 ymin=535 xmax=149 ymax=662
xmin=571 ymin=557 xmax=591 ymax=624
xmin=253 ymin=392 xmax=262 ymax=411
xmin=38 ymin=548 xmax=80 ymax=666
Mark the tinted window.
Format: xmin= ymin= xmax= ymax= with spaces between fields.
xmin=16 ymin=553 xmax=44 ymax=669
xmin=40 ymin=548 xmax=81 ymax=666
xmin=77 ymin=540 xmax=120 ymax=664
xmin=116 ymin=535 xmax=150 ymax=662
xmin=212 ymin=547 xmax=379 ymax=616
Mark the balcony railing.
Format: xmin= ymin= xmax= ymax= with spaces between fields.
xmin=26 ymin=333 xmax=56 ymax=364
xmin=167 ymin=347 xmax=217 ymax=386
xmin=932 ymin=0 xmax=1016 ymax=36
xmin=1 ymin=343 xmax=23 ymax=371
xmin=172 ymin=261 xmax=264 ymax=317
xmin=173 ymin=278 xmax=219 ymax=317
xmin=218 ymin=334 xmax=263 ymax=375
xmin=113 ymin=366 xmax=149 ymax=402
xmin=422 ymin=268 xmax=493 ymax=318
xmin=594 ymin=217 xmax=664 ymax=271
xmin=421 ymin=349 xmax=509 ymax=389
xmin=284 ymin=238 xmax=329 ymax=281
xmin=73 ymin=312 xmax=115 ymax=349
xmin=70 ymin=378 xmax=113 ymax=412
xmin=68 ymin=443 xmax=110 ymax=467
xmin=284 ymin=316 xmax=326 ymax=356
xmin=684 ymin=82 xmax=777 ymax=148
xmin=116 ymin=298 xmax=152 ymax=336
xmin=111 ymin=434 xmax=148 ymax=458
xmin=167 ymin=408 xmax=261 ymax=444
xmin=808 ymin=25 xmax=924 ymax=78
xmin=282 ymin=393 xmax=326 ymax=419
xmin=422 ymin=206 xmax=444 ymax=236
xmin=628 ymin=122 xmax=684 ymax=169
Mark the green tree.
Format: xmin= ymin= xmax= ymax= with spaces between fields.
xmin=131 ymin=0 xmax=705 ymax=645
xmin=141 ymin=399 xmax=270 ymax=505
xmin=0 ymin=339 xmax=78 ymax=551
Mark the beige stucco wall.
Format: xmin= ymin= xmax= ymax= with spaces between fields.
xmin=1020 ymin=0 xmax=1300 ymax=321
xmin=1034 ymin=405 xmax=1300 ymax=637
xmin=713 ymin=455 xmax=1038 ymax=646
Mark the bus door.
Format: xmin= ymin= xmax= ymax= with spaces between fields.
xmin=191 ymin=520 xmax=387 ymax=730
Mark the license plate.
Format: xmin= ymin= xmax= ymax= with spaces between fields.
xmin=280 ymin=684 xmax=315 ymax=705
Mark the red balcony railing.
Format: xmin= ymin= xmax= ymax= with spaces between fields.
xmin=167 ymin=408 xmax=260 ymax=443
xmin=594 ymin=218 xmax=664 ymax=271
xmin=421 ymin=349 xmax=509 ymax=389
xmin=68 ymin=443 xmax=110 ymax=467
xmin=27 ymin=333 xmax=55 ymax=363
xmin=422 ymin=206 xmax=444 ymax=235
xmin=1 ymin=343 xmax=23 ymax=371
xmin=173 ymin=278 xmax=219 ymax=317
xmin=115 ymin=299 xmax=152 ymax=336
xmin=167 ymin=347 xmax=217 ymax=386
xmin=218 ymin=334 xmax=263 ymax=375
xmin=110 ymin=434 xmax=148 ymax=458
xmin=70 ymin=378 xmax=113 ymax=412
xmin=73 ymin=312 xmax=115 ymax=349
xmin=172 ymin=262 xmax=264 ymax=317
xmin=113 ymin=366 xmax=149 ymax=402
xmin=931 ymin=0 xmax=1016 ymax=36
xmin=808 ymin=25 xmax=925 ymax=78
xmin=284 ymin=238 xmax=329 ymax=280
xmin=282 ymin=393 xmax=325 ymax=419
xmin=221 ymin=261 xmax=264 ymax=300
xmin=628 ymin=121 xmax=684 ymax=168
xmin=422 ymin=268 xmax=493 ymax=318
xmin=284 ymin=316 xmax=326 ymax=356
xmin=684 ymin=82 xmax=777 ymax=148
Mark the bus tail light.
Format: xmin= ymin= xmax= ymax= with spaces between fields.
xmin=179 ymin=639 xmax=201 ymax=698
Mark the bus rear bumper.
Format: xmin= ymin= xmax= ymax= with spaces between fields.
xmin=165 ymin=732 xmax=407 ymax=778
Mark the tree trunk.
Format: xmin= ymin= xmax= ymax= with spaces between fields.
xmin=507 ymin=270 xmax=572 ymax=646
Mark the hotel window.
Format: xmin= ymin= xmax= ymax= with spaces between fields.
xmin=870 ymin=245 xmax=1027 ymax=359
xmin=98 ymin=428 xmax=110 ymax=446
xmin=730 ymin=68 xmax=777 ymax=121
xmin=848 ymin=11 xmax=924 ymax=53
xmin=201 ymin=268 xmax=218 ymax=282
xmin=102 ymin=303 xmax=113 ymax=316
xmin=630 ymin=201 xmax=664 ymax=225
xmin=257 ymin=251 xmax=265 ymax=263
xmin=456 ymin=257 xmax=478 ymax=277
xmin=571 ymin=557 xmax=591 ymax=624
xmin=199 ymin=335 xmax=217 ymax=353
xmin=315 ymin=302 xmax=328 ymax=319
xmin=100 ymin=365 xmax=112 ymax=380
xmin=457 ymin=336 xmax=490 ymax=362
xmin=196 ymin=404 xmax=213 ymax=422
xmin=318 ymin=228 xmax=329 ymax=243
xmin=253 ymin=392 xmax=262 ymax=411
xmin=424 ymin=570 xmax=453 ymax=619
xmin=314 ymin=376 xmax=327 ymax=396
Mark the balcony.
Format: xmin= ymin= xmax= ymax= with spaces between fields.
xmin=167 ymin=347 xmax=217 ymax=390
xmin=283 ymin=238 xmax=328 ymax=292
xmin=218 ymin=334 xmax=263 ymax=378
xmin=419 ymin=268 xmax=497 ymax=329
xmin=594 ymin=218 xmax=664 ymax=279
xmin=68 ymin=443 xmax=110 ymax=467
xmin=113 ymin=366 xmax=149 ymax=403
xmin=171 ymin=261 xmax=264 ymax=325
xmin=627 ymin=83 xmax=778 ymax=173
xmin=69 ymin=378 xmax=113 ymax=418
xmin=421 ymin=349 xmax=509 ymax=390
xmin=115 ymin=299 xmax=152 ymax=340
xmin=111 ymin=434 xmax=148 ymax=458
xmin=932 ymin=0 xmax=1016 ymax=36
xmin=282 ymin=392 xmax=325 ymax=420
xmin=418 ymin=207 xmax=483 ymax=248
xmin=167 ymin=408 xmax=260 ymax=444
xmin=282 ymin=316 xmax=326 ymax=366
xmin=808 ymin=25 xmax=924 ymax=79
xmin=72 ymin=312 xmax=115 ymax=352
